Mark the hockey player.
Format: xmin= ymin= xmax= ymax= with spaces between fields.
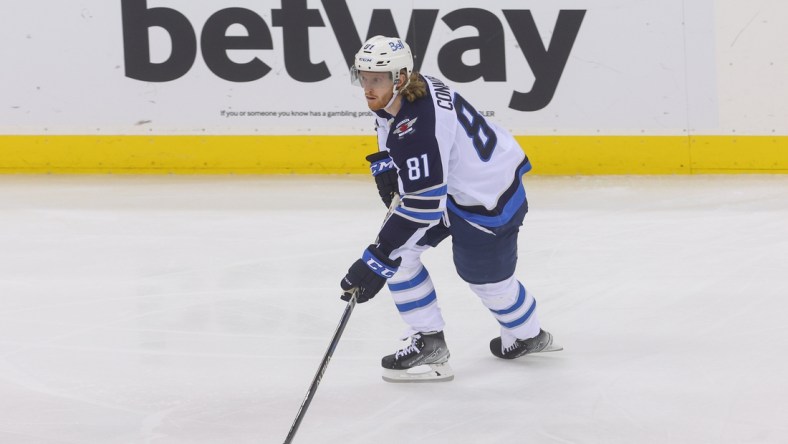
xmin=340 ymin=36 xmax=560 ymax=383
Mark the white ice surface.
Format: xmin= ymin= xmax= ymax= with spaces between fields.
xmin=1 ymin=175 xmax=787 ymax=444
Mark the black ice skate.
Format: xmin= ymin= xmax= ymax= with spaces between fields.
xmin=381 ymin=331 xmax=454 ymax=383
xmin=490 ymin=329 xmax=563 ymax=359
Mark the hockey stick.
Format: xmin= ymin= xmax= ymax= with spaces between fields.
xmin=283 ymin=194 xmax=400 ymax=444
xmin=282 ymin=288 xmax=358 ymax=444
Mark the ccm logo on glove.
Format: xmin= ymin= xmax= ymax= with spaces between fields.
xmin=366 ymin=151 xmax=399 ymax=208
xmin=363 ymin=250 xmax=397 ymax=278
xmin=340 ymin=245 xmax=401 ymax=303
xmin=369 ymin=157 xmax=395 ymax=176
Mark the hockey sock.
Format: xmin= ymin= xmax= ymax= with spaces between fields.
xmin=388 ymin=264 xmax=445 ymax=333
xmin=470 ymin=276 xmax=541 ymax=349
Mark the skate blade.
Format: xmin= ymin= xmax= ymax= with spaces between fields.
xmin=538 ymin=343 xmax=563 ymax=353
xmin=382 ymin=363 xmax=454 ymax=383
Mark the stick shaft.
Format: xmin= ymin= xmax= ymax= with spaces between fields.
xmin=283 ymin=194 xmax=399 ymax=443
xmin=283 ymin=292 xmax=357 ymax=444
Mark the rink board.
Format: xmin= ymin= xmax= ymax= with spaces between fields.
xmin=2 ymin=135 xmax=786 ymax=174
xmin=3 ymin=2 xmax=788 ymax=175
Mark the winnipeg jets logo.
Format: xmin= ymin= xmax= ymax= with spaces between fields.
xmin=393 ymin=117 xmax=418 ymax=139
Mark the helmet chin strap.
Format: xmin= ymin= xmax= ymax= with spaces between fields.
xmin=384 ymin=74 xmax=410 ymax=114
xmin=383 ymin=90 xmax=401 ymax=113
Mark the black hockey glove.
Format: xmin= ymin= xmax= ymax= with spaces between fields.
xmin=340 ymin=245 xmax=401 ymax=303
xmin=366 ymin=151 xmax=398 ymax=208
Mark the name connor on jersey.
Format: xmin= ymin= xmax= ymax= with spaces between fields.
xmin=393 ymin=117 xmax=418 ymax=139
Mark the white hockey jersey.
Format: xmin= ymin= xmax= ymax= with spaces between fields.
xmin=371 ymin=74 xmax=531 ymax=256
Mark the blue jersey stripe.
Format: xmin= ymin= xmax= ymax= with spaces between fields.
xmin=395 ymin=207 xmax=443 ymax=221
xmin=447 ymin=161 xmax=531 ymax=227
xmin=414 ymin=185 xmax=448 ymax=197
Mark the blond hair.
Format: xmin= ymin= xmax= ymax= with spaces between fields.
xmin=400 ymin=71 xmax=428 ymax=103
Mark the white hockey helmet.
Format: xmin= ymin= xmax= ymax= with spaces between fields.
xmin=350 ymin=35 xmax=413 ymax=90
